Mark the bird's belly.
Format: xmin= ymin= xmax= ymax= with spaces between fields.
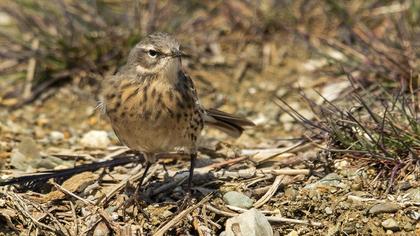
xmin=110 ymin=111 xmax=196 ymax=153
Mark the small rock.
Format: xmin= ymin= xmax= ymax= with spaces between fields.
xmin=334 ymin=160 xmax=349 ymax=170
xmin=321 ymin=79 xmax=350 ymax=101
xmin=402 ymin=222 xmax=414 ymax=232
xmin=223 ymin=191 xmax=254 ymax=209
xmin=369 ymin=202 xmax=400 ymax=215
xmin=93 ymin=221 xmax=110 ymax=236
xmin=10 ymin=137 xmax=39 ymax=171
xmin=326 ymin=224 xmax=340 ymax=236
xmin=49 ymin=131 xmax=65 ymax=143
xmin=80 ymin=130 xmax=110 ymax=149
xmin=381 ymin=218 xmax=399 ymax=231
xmin=284 ymin=188 xmax=298 ymax=201
xmin=304 ymin=173 xmax=343 ymax=189
xmin=286 ymin=230 xmax=298 ymax=236
xmin=325 ymin=207 xmax=333 ymax=215
xmin=397 ymin=181 xmax=411 ymax=191
xmin=405 ymin=188 xmax=419 ymax=202
xmin=407 ymin=210 xmax=419 ymax=221
xmin=225 ymin=208 xmax=273 ymax=236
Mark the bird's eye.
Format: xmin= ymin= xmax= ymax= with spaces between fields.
xmin=148 ymin=50 xmax=158 ymax=58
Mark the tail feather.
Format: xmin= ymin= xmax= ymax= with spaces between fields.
xmin=204 ymin=108 xmax=255 ymax=138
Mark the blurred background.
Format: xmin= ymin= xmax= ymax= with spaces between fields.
xmin=0 ymin=0 xmax=419 ymax=235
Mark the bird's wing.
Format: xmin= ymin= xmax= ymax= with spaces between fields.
xmin=181 ymin=71 xmax=255 ymax=138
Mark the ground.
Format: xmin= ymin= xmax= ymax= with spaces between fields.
xmin=0 ymin=1 xmax=419 ymax=235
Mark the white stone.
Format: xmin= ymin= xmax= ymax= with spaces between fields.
xmin=80 ymin=130 xmax=110 ymax=149
xmin=225 ymin=208 xmax=273 ymax=236
xmin=50 ymin=131 xmax=65 ymax=143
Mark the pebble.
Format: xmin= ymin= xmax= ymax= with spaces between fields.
xmin=225 ymin=208 xmax=273 ymax=236
xmin=93 ymin=222 xmax=110 ymax=236
xmin=397 ymin=181 xmax=411 ymax=191
xmin=325 ymin=207 xmax=333 ymax=215
xmin=284 ymin=188 xmax=298 ymax=201
xmin=304 ymin=173 xmax=344 ymax=189
xmin=49 ymin=131 xmax=65 ymax=143
xmin=405 ymin=187 xmax=419 ymax=202
xmin=111 ymin=212 xmax=119 ymax=221
xmin=80 ymin=130 xmax=110 ymax=148
xmin=381 ymin=218 xmax=399 ymax=231
xmin=402 ymin=222 xmax=414 ymax=232
xmin=10 ymin=137 xmax=40 ymax=171
xmin=286 ymin=230 xmax=298 ymax=236
xmin=407 ymin=210 xmax=419 ymax=221
xmin=369 ymin=202 xmax=400 ymax=215
xmin=223 ymin=191 xmax=254 ymax=209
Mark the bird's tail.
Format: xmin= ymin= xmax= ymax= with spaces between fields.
xmin=204 ymin=108 xmax=255 ymax=138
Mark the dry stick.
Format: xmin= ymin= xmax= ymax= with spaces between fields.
xmin=149 ymin=175 xmax=187 ymax=196
xmin=245 ymin=175 xmax=273 ymax=188
xmin=192 ymin=216 xmax=205 ymax=236
xmin=206 ymin=156 xmax=248 ymax=169
xmin=17 ymin=197 xmax=67 ymax=235
xmin=243 ymin=140 xmax=310 ymax=164
xmin=101 ymin=147 xmax=131 ymax=161
xmin=154 ymin=194 xmax=213 ymax=236
xmin=201 ymin=205 xmax=222 ymax=230
xmin=97 ymin=164 xmax=152 ymax=206
xmin=204 ymin=204 xmax=236 ymax=217
xmin=69 ymin=201 xmax=79 ymax=236
xmin=205 ymin=204 xmax=322 ymax=227
xmin=262 ymin=169 xmax=310 ymax=176
xmin=225 ymin=205 xmax=280 ymax=215
xmin=43 ymin=209 xmax=71 ymax=236
xmin=10 ymin=193 xmax=59 ymax=234
xmin=110 ymin=165 xmax=160 ymax=211
xmin=253 ymin=175 xmax=284 ymax=208
xmin=48 ymin=181 xmax=115 ymax=234
xmin=266 ymin=216 xmax=323 ymax=227
xmin=50 ymin=179 xmax=94 ymax=205
xmin=23 ymin=39 xmax=39 ymax=100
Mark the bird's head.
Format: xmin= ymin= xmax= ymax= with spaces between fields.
xmin=127 ymin=32 xmax=186 ymax=79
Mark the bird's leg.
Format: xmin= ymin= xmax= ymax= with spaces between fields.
xmin=187 ymin=152 xmax=197 ymax=194
xmin=123 ymin=159 xmax=152 ymax=218
xmin=179 ymin=152 xmax=197 ymax=210
xmin=134 ymin=161 xmax=152 ymax=197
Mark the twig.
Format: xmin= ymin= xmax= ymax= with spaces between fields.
xmin=10 ymin=193 xmax=60 ymax=234
xmin=193 ymin=216 xmax=205 ymax=236
xmin=225 ymin=205 xmax=280 ymax=215
xmin=253 ymin=175 xmax=284 ymax=208
xmin=149 ymin=175 xmax=187 ymax=196
xmin=154 ymin=194 xmax=213 ymax=236
xmin=266 ymin=216 xmax=322 ymax=227
xmin=204 ymin=204 xmax=237 ymax=217
xmin=50 ymin=179 xmax=94 ymax=205
xmin=206 ymin=156 xmax=248 ymax=169
xmin=23 ymin=39 xmax=39 ymax=100
xmin=69 ymin=201 xmax=78 ymax=236
xmin=98 ymin=164 xmax=158 ymax=206
xmin=205 ymin=204 xmax=322 ymax=227
xmin=201 ymin=205 xmax=222 ymax=229
xmin=262 ymin=169 xmax=310 ymax=176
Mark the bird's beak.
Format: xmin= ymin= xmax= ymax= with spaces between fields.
xmin=171 ymin=49 xmax=189 ymax=58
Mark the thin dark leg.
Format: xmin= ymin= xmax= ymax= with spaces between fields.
xmin=178 ymin=153 xmax=197 ymax=210
xmin=187 ymin=152 xmax=197 ymax=194
xmin=134 ymin=161 xmax=151 ymax=196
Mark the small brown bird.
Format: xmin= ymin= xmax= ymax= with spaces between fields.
xmin=101 ymin=32 xmax=254 ymax=195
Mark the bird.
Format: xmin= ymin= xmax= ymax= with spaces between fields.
xmin=101 ymin=32 xmax=254 ymax=198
